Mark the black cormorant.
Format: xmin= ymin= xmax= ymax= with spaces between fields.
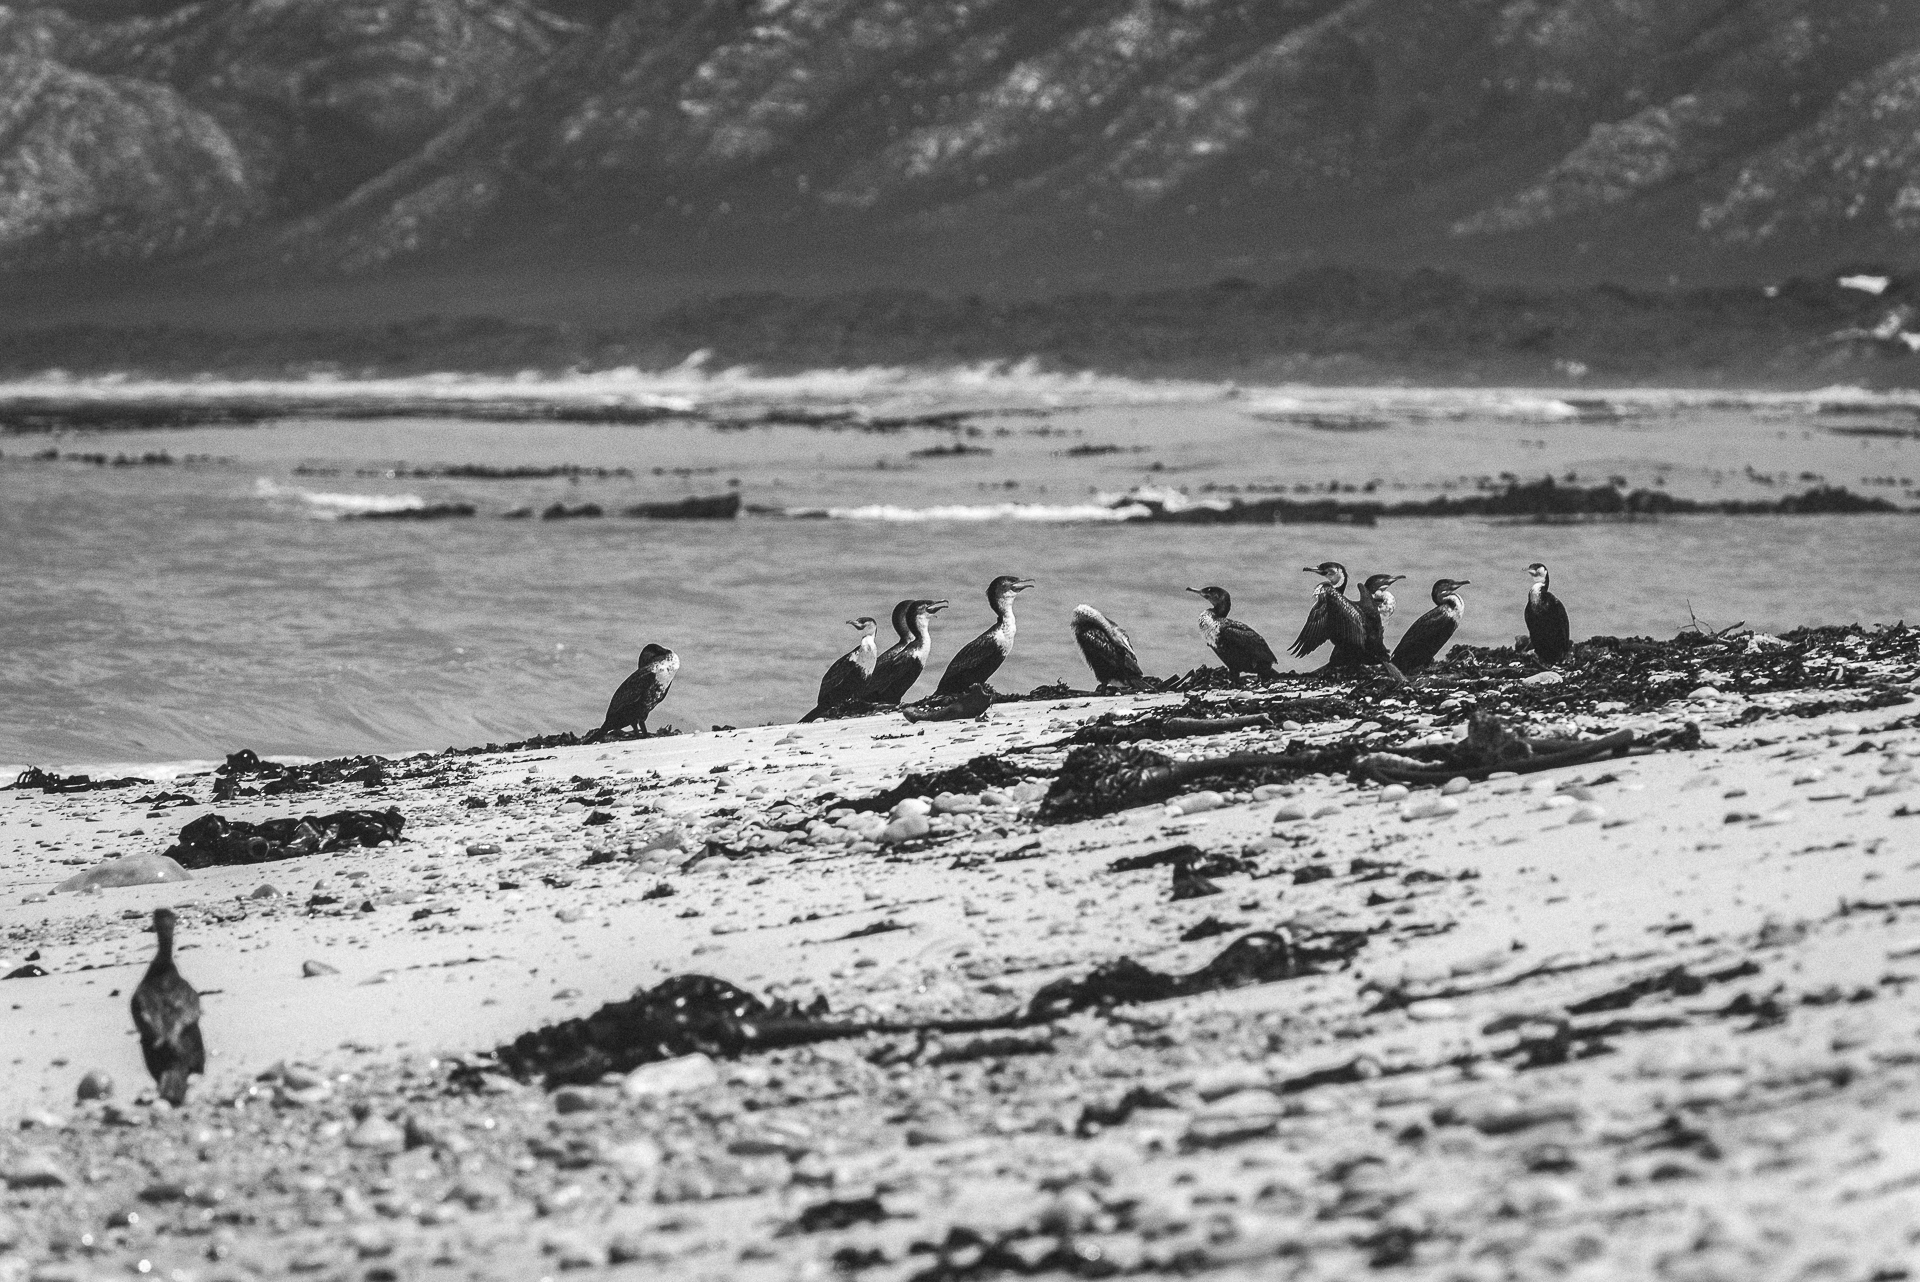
xmin=1357 ymin=573 xmax=1406 ymax=664
xmin=1391 ymin=579 xmax=1470 ymax=674
xmin=801 ymin=617 xmax=879 ymax=721
xmin=936 ymin=575 xmax=1034 ymax=695
xmin=131 ymin=908 xmax=203 ymax=1107
xmin=1290 ymin=562 xmax=1369 ymax=666
xmin=1525 ymin=562 xmax=1573 ymax=664
xmin=1071 ymin=604 xmax=1144 ymax=685
xmin=1187 ymin=586 xmax=1280 ymax=678
xmin=595 ymin=643 xmax=678 ymax=737
xmin=859 ymin=599 xmax=948 ymax=703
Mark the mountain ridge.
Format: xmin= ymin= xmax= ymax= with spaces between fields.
xmin=2 ymin=0 xmax=1918 ymax=313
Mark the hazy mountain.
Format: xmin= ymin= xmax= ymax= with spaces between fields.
xmin=2 ymin=0 xmax=1917 ymax=304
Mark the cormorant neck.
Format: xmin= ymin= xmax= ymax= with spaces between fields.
xmin=153 ymin=920 xmax=174 ymax=967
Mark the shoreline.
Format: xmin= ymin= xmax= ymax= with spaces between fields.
xmin=1 ymin=628 xmax=1917 ymax=1279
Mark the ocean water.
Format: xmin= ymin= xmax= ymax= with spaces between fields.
xmin=2 ymin=371 xmax=1916 ymax=770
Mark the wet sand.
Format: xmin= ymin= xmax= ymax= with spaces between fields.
xmin=1 ymin=667 xmax=1917 ymax=1281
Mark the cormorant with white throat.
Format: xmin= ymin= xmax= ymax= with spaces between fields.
xmin=1525 ymin=562 xmax=1573 ymax=664
xmin=936 ymin=575 xmax=1034 ymax=695
xmin=1071 ymin=604 xmax=1143 ymax=686
xmin=1290 ymin=561 xmax=1369 ymax=666
xmin=132 ymin=907 xmax=203 ymax=1106
xmin=1357 ymin=573 xmax=1405 ymax=665
xmin=859 ymin=599 xmax=948 ymax=703
xmin=1391 ymin=579 xmax=1470 ymax=675
xmin=801 ymin=617 xmax=878 ymax=721
xmin=1188 ymin=586 xmax=1280 ymax=678
xmin=594 ymin=643 xmax=678 ymax=737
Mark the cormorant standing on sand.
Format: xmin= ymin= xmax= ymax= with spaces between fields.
xmin=131 ymin=907 xmax=203 ymax=1107
xmin=1290 ymin=562 xmax=1369 ymax=666
xmin=936 ymin=575 xmax=1034 ymax=695
xmin=1071 ymin=604 xmax=1144 ymax=685
xmin=801 ymin=617 xmax=878 ymax=722
xmin=593 ymin=643 xmax=678 ymax=738
xmin=1391 ymin=579 xmax=1470 ymax=675
xmin=859 ymin=599 xmax=948 ymax=703
xmin=1357 ymin=573 xmax=1405 ymax=665
xmin=1187 ymin=586 xmax=1280 ymax=678
xmin=1525 ymin=562 xmax=1573 ymax=664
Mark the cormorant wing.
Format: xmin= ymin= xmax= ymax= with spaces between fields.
xmin=935 ymin=629 xmax=1005 ymax=695
xmin=1390 ymin=605 xmax=1456 ymax=673
xmin=1076 ymin=619 xmax=1142 ymax=681
xmin=1289 ymin=592 xmax=1334 ymax=658
xmin=813 ymin=651 xmax=869 ymax=711
xmin=1218 ymin=619 xmax=1279 ymax=674
xmin=858 ymin=646 xmax=921 ymax=704
xmin=602 ymin=665 xmax=668 ymax=730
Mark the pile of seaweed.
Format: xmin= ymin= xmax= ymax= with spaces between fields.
xmin=163 ymin=808 xmax=404 ymax=868
xmin=8 ymin=767 xmax=150 ymax=793
xmin=1440 ymin=622 xmax=1918 ymax=721
xmin=347 ymin=503 xmax=476 ymax=521
xmin=845 ymin=754 xmax=1039 ymax=814
xmin=488 ymin=927 xmax=1364 ymax=1087
xmin=211 ymin=748 xmax=391 ymax=798
xmin=1035 ymin=741 xmax=1371 ymax=824
xmin=1069 ymin=694 xmax=1361 ymax=744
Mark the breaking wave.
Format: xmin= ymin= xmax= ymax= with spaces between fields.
xmin=254 ymin=478 xmax=424 ymax=516
xmin=786 ymin=501 xmax=1151 ymax=522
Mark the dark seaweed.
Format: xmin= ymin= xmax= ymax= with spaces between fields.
xmin=164 ymin=808 xmax=404 ymax=869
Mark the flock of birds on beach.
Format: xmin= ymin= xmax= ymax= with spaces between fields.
xmin=124 ymin=559 xmax=1572 ymax=1107
xmin=592 ymin=560 xmax=1575 ymax=739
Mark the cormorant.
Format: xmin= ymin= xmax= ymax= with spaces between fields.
xmin=594 ymin=643 xmax=678 ymax=738
xmin=1187 ymin=586 xmax=1280 ymax=678
xmin=858 ymin=599 xmax=948 ymax=703
xmin=1290 ymin=562 xmax=1369 ymax=666
xmin=1525 ymin=562 xmax=1573 ymax=664
xmin=1357 ymin=573 xmax=1406 ymax=664
xmin=1071 ymin=604 xmax=1144 ymax=686
xmin=1391 ymin=579 xmax=1470 ymax=675
xmin=936 ymin=575 xmax=1034 ymax=696
xmin=801 ymin=617 xmax=879 ymax=721
xmin=131 ymin=908 xmax=203 ymax=1107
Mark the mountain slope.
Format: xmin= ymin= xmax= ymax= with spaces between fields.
xmin=2 ymin=0 xmax=1918 ymax=295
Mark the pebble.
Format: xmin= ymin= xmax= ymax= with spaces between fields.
xmin=1567 ymin=802 xmax=1606 ymax=824
xmin=75 ymin=1071 xmax=112 ymax=1102
xmin=1311 ymin=803 xmax=1342 ymax=818
xmin=249 ymin=883 xmax=279 ymax=899
xmin=346 ymin=1116 xmax=406 ymax=1152
xmin=1440 ymin=776 xmax=1471 ymax=795
xmin=53 ymin=852 xmax=193 ymax=893
xmin=1378 ymin=784 xmax=1410 ymax=803
xmin=1688 ymin=686 xmax=1722 ymax=702
xmin=1522 ymin=670 xmax=1564 ymax=685
xmin=621 ymin=1052 xmax=721 ymax=1098
xmin=1401 ymin=797 xmax=1460 ymax=821
xmin=465 ymin=842 xmax=501 ymax=857
xmin=882 ymin=813 xmax=931 ymax=843
xmin=1251 ymin=784 xmax=1294 ymax=802
xmin=890 ymin=797 xmax=933 ymax=820
xmin=1171 ymin=790 xmax=1225 ymax=816
xmin=3 ymin=1151 xmax=72 ymax=1189
xmin=302 ymin=959 xmax=339 ymax=977
xmin=1271 ymin=802 xmax=1312 ymax=823
xmin=1540 ymin=794 xmax=1575 ymax=810
xmin=552 ymin=1086 xmax=610 ymax=1114
xmin=1405 ymin=999 xmax=1461 ymax=1022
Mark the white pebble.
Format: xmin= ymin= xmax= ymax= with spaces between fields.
xmin=1567 ymin=802 xmax=1606 ymax=823
xmin=1173 ymin=790 xmax=1225 ymax=816
xmin=1688 ymin=686 xmax=1722 ymax=702
xmin=1440 ymin=776 xmax=1471 ymax=795
xmin=1378 ymin=784 xmax=1410 ymax=803
xmin=1401 ymin=797 xmax=1461 ymax=821
xmin=1271 ymin=802 xmax=1312 ymax=824
xmin=1251 ymin=784 xmax=1294 ymax=802
xmin=890 ymin=797 xmax=932 ymax=820
xmin=1522 ymin=670 xmax=1564 ymax=685
xmin=881 ymin=814 xmax=931 ymax=843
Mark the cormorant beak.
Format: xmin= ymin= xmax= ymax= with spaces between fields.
xmin=1185 ymin=587 xmax=1203 ymax=595
xmin=1456 ymin=580 xmax=1472 ymax=587
xmin=1300 ymin=567 xmax=1319 ymax=574
xmin=1013 ymin=579 xmax=1036 ymax=592
xmin=845 ymin=619 xmax=861 ymax=628
xmin=928 ymin=600 xmax=950 ymax=613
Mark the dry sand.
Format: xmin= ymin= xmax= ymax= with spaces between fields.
xmin=1 ymin=670 xmax=1917 ymax=1282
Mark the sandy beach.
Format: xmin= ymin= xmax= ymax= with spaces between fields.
xmin=2 ymin=635 xmax=1917 ymax=1282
